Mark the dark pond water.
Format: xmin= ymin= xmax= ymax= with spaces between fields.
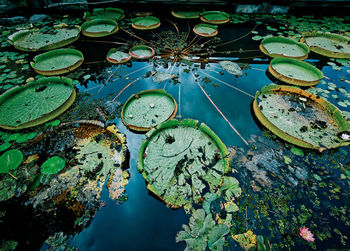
xmin=0 ymin=9 xmax=350 ymax=251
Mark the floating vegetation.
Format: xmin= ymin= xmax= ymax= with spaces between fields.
xmin=253 ymin=84 xmax=350 ymax=151
xmin=121 ymin=89 xmax=177 ymax=132
xmin=268 ymin=57 xmax=323 ymax=86
xmin=171 ymin=8 xmax=201 ymax=19
xmin=30 ymin=48 xmax=84 ymax=76
xmin=0 ymin=149 xmax=23 ymax=175
xmin=301 ymin=32 xmax=350 ymax=58
xmin=260 ymin=36 xmax=310 ymax=60
xmin=84 ymin=7 xmax=125 ymax=21
xmin=193 ymin=23 xmax=218 ymax=37
xmin=152 ymin=71 xmax=173 ymax=83
xmin=131 ymin=16 xmax=161 ymax=30
xmin=129 ymin=45 xmax=155 ymax=60
xmin=137 ymin=119 xmax=229 ymax=208
xmin=8 ymin=28 xmax=80 ymax=52
xmin=0 ymin=77 xmax=76 ymax=130
xmin=106 ymin=49 xmax=131 ymax=64
xmin=200 ymin=11 xmax=230 ymax=24
xmin=81 ymin=19 xmax=119 ymax=37
xmin=219 ymin=61 xmax=243 ymax=76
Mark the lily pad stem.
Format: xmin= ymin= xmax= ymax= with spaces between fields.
xmin=8 ymin=172 xmax=18 ymax=180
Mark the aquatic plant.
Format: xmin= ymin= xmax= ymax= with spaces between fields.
xmin=84 ymin=7 xmax=124 ymax=21
xmin=81 ymin=19 xmax=119 ymax=37
xmin=0 ymin=149 xmax=23 ymax=176
xmin=40 ymin=156 xmax=66 ymax=175
xmin=300 ymin=227 xmax=315 ymax=242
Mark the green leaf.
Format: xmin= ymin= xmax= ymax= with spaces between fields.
xmin=41 ymin=156 xmax=65 ymax=175
xmin=0 ymin=142 xmax=11 ymax=152
xmin=0 ymin=149 xmax=23 ymax=173
xmin=291 ymin=147 xmax=304 ymax=156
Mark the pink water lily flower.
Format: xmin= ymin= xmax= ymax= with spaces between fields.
xmin=299 ymin=227 xmax=315 ymax=242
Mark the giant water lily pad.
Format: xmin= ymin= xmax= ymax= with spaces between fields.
xmin=121 ymin=89 xmax=177 ymax=132
xmin=30 ymin=48 xmax=84 ymax=76
xmin=200 ymin=11 xmax=229 ymax=24
xmin=0 ymin=77 xmax=76 ymax=130
xmin=253 ymin=84 xmax=350 ymax=151
xmin=260 ymin=37 xmax=310 ymax=60
xmin=193 ymin=23 xmax=218 ymax=37
xmin=106 ymin=48 xmax=131 ymax=64
xmin=131 ymin=16 xmax=160 ymax=30
xmin=219 ymin=61 xmax=243 ymax=76
xmin=8 ymin=28 xmax=80 ymax=52
xmin=171 ymin=8 xmax=201 ymax=19
xmin=81 ymin=19 xmax=119 ymax=37
xmin=84 ymin=7 xmax=124 ymax=21
xmin=0 ymin=149 xmax=23 ymax=173
xmin=301 ymin=32 xmax=350 ymax=58
xmin=137 ymin=119 xmax=230 ymax=208
xmin=129 ymin=45 xmax=155 ymax=60
xmin=268 ymin=57 xmax=323 ymax=86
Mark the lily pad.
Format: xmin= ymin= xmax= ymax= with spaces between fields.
xmin=107 ymin=49 xmax=131 ymax=64
xmin=253 ymin=84 xmax=350 ymax=151
xmin=260 ymin=37 xmax=310 ymax=60
xmin=200 ymin=11 xmax=230 ymax=24
xmin=41 ymin=156 xmax=65 ymax=175
xmin=268 ymin=57 xmax=323 ymax=86
xmin=0 ymin=77 xmax=76 ymax=130
xmin=0 ymin=149 xmax=23 ymax=173
xmin=84 ymin=7 xmax=124 ymax=21
xmin=81 ymin=19 xmax=119 ymax=37
xmin=131 ymin=16 xmax=160 ymax=30
xmin=301 ymin=32 xmax=350 ymax=58
xmin=193 ymin=23 xmax=218 ymax=37
xmin=129 ymin=45 xmax=155 ymax=60
xmin=30 ymin=48 xmax=84 ymax=76
xmin=137 ymin=119 xmax=230 ymax=208
xmin=121 ymin=89 xmax=177 ymax=132
xmin=171 ymin=8 xmax=201 ymax=19
xmin=219 ymin=61 xmax=243 ymax=76
xmin=152 ymin=72 xmax=173 ymax=83
xmin=8 ymin=28 xmax=80 ymax=52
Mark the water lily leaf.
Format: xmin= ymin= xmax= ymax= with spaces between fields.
xmin=0 ymin=142 xmax=11 ymax=152
xmin=207 ymin=224 xmax=230 ymax=251
xmin=232 ymin=230 xmax=257 ymax=250
xmin=107 ymin=49 xmax=131 ymax=64
xmin=220 ymin=176 xmax=242 ymax=201
xmin=219 ymin=61 xmax=242 ymax=76
xmin=84 ymin=7 xmax=124 ymax=21
xmin=131 ymin=16 xmax=160 ymax=30
xmin=171 ymin=8 xmax=201 ymax=19
xmin=82 ymin=19 xmax=119 ymax=37
xmin=41 ymin=156 xmax=65 ymax=175
xmin=291 ymin=147 xmax=304 ymax=156
xmin=200 ymin=11 xmax=230 ymax=24
xmin=129 ymin=45 xmax=155 ymax=60
xmin=153 ymin=72 xmax=173 ymax=83
xmin=0 ymin=149 xmax=23 ymax=173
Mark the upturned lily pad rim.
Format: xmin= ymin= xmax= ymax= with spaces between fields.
xmin=193 ymin=23 xmax=218 ymax=37
xmin=137 ymin=118 xmax=230 ymax=208
xmin=268 ymin=57 xmax=324 ymax=87
xmin=129 ymin=45 xmax=155 ymax=60
xmin=7 ymin=28 xmax=81 ymax=52
xmin=84 ymin=7 xmax=125 ymax=21
xmin=131 ymin=16 xmax=161 ymax=30
xmin=253 ymin=84 xmax=350 ymax=152
xmin=81 ymin=19 xmax=119 ymax=38
xmin=30 ymin=48 xmax=84 ymax=76
xmin=0 ymin=77 xmax=76 ymax=130
xmin=106 ymin=48 xmax=132 ymax=64
xmin=260 ymin=36 xmax=310 ymax=60
xmin=300 ymin=32 xmax=350 ymax=58
xmin=121 ymin=89 xmax=178 ymax=132
xmin=171 ymin=8 xmax=201 ymax=19
xmin=200 ymin=11 xmax=230 ymax=24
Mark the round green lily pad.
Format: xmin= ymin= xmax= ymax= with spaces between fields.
xmin=131 ymin=16 xmax=160 ymax=30
xmin=268 ymin=57 xmax=323 ymax=86
xmin=107 ymin=48 xmax=132 ymax=64
xmin=84 ymin=7 xmax=124 ymax=21
xmin=41 ymin=156 xmax=65 ymax=175
xmin=193 ymin=23 xmax=218 ymax=37
xmin=30 ymin=48 xmax=84 ymax=76
xmin=0 ymin=142 xmax=11 ymax=152
xmin=81 ymin=19 xmax=119 ymax=37
xmin=8 ymin=28 xmax=80 ymax=52
xmin=200 ymin=11 xmax=230 ymax=24
xmin=171 ymin=8 xmax=201 ymax=19
xmin=300 ymin=32 xmax=350 ymax=58
xmin=121 ymin=89 xmax=177 ymax=132
xmin=129 ymin=45 xmax=155 ymax=60
xmin=0 ymin=77 xmax=76 ymax=130
xmin=253 ymin=84 xmax=350 ymax=151
xmin=137 ymin=119 xmax=230 ymax=208
xmin=0 ymin=149 xmax=23 ymax=173
xmin=260 ymin=37 xmax=310 ymax=60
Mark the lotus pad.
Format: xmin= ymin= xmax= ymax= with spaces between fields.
xmin=30 ymin=48 xmax=84 ymax=75
xmin=129 ymin=45 xmax=154 ymax=59
xmin=138 ymin=119 xmax=230 ymax=208
xmin=193 ymin=24 xmax=218 ymax=37
xmin=254 ymin=85 xmax=350 ymax=150
xmin=107 ymin=49 xmax=131 ymax=64
xmin=84 ymin=7 xmax=124 ymax=21
xmin=0 ymin=77 xmax=75 ymax=130
xmin=261 ymin=37 xmax=309 ymax=60
xmin=121 ymin=89 xmax=177 ymax=131
xmin=200 ymin=11 xmax=229 ymax=24
xmin=8 ymin=28 xmax=80 ymax=52
xmin=82 ymin=19 xmax=118 ymax=37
